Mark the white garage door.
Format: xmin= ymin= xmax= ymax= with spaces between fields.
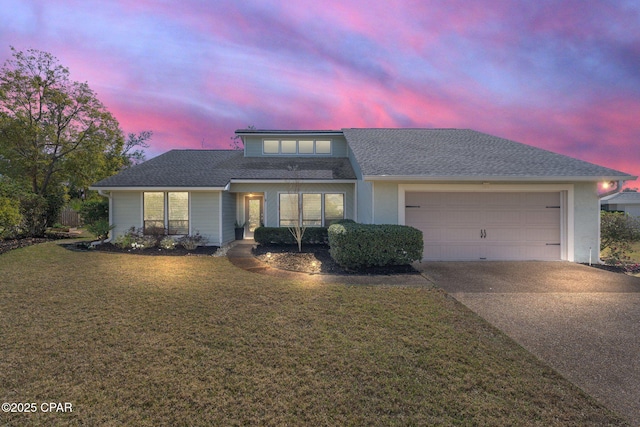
xmin=405 ymin=192 xmax=562 ymax=261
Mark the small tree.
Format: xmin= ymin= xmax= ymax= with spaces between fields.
xmin=285 ymin=165 xmax=306 ymax=252
xmin=600 ymin=211 xmax=640 ymax=265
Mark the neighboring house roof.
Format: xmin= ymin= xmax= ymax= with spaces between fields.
xmin=601 ymin=192 xmax=640 ymax=204
xmin=91 ymin=150 xmax=356 ymax=188
xmin=343 ymin=128 xmax=635 ymax=181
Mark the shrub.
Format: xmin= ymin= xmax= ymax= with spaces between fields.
xmin=79 ymin=199 xmax=109 ymax=225
xmin=159 ymin=236 xmax=177 ymax=250
xmin=601 ymin=211 xmax=640 ymax=265
xmin=328 ymin=223 xmax=423 ymax=269
xmin=0 ymin=196 xmax=22 ymax=238
xmin=87 ymin=219 xmax=115 ymax=243
xmin=113 ymin=226 xmax=157 ymax=249
xmin=179 ymin=232 xmax=207 ymax=250
xmin=254 ymin=227 xmax=328 ymax=245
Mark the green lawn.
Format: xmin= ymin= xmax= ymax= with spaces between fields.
xmin=0 ymin=241 xmax=626 ymax=426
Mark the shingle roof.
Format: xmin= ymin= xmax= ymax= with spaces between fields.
xmin=91 ymin=150 xmax=356 ymax=188
xmin=343 ymin=128 xmax=634 ymax=181
xmin=601 ymin=192 xmax=640 ymax=204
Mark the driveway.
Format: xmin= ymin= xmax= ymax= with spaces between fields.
xmin=418 ymin=261 xmax=640 ymax=426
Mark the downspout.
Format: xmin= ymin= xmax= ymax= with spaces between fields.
xmin=598 ymin=180 xmax=624 ymax=198
xmin=97 ymin=189 xmax=113 ymax=243
xmin=597 ymin=180 xmax=626 ymax=264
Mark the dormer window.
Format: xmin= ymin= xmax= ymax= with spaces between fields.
xmin=263 ymin=139 xmax=332 ymax=155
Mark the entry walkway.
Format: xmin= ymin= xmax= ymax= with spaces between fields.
xmin=226 ymin=241 xmax=432 ymax=286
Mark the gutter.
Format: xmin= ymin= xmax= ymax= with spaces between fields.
xmin=598 ymin=180 xmax=625 ymax=198
xmin=97 ymin=189 xmax=113 ymax=244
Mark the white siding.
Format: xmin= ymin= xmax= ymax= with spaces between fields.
xmin=111 ymin=192 xmax=142 ymax=238
xmin=190 ymin=192 xmax=219 ymax=245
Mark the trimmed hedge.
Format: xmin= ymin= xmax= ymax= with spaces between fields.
xmin=253 ymin=226 xmax=329 ymax=245
xmin=328 ymin=223 xmax=423 ymax=269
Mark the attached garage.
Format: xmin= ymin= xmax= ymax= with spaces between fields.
xmin=405 ymin=191 xmax=563 ymax=261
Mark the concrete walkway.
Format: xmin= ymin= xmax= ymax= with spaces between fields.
xmin=225 ymin=241 xmax=433 ymax=286
xmin=418 ymin=261 xmax=640 ymax=426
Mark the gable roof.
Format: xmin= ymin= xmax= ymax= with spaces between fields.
xmin=601 ymin=192 xmax=640 ymax=204
xmin=343 ymin=128 xmax=635 ymax=182
xmin=91 ymin=150 xmax=356 ymax=189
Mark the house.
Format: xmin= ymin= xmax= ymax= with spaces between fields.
xmin=90 ymin=128 xmax=636 ymax=262
xmin=601 ymin=192 xmax=640 ymax=217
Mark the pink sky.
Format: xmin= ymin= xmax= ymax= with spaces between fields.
xmin=2 ymin=0 xmax=639 ymax=186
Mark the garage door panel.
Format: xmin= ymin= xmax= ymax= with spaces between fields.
xmin=405 ymin=191 xmax=562 ymax=261
xmin=525 ymin=210 xmax=560 ymax=225
xmin=485 ymin=210 xmax=522 ymax=226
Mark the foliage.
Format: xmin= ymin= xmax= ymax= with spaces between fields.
xmin=0 ymin=195 xmax=21 ymax=238
xmin=179 ymin=232 xmax=207 ymax=250
xmin=87 ymin=219 xmax=114 ymax=243
xmin=159 ymin=236 xmax=177 ymax=250
xmin=79 ymin=199 xmax=109 ymax=225
xmin=0 ymin=177 xmax=22 ymax=238
xmin=0 ymin=47 xmax=151 ymax=236
xmin=18 ymin=192 xmax=48 ymax=237
xmin=328 ymin=223 xmax=423 ymax=269
xmin=254 ymin=226 xmax=328 ymax=245
xmin=113 ymin=226 xmax=156 ymax=249
xmin=600 ymin=211 xmax=640 ymax=265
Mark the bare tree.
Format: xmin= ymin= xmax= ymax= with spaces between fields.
xmin=286 ymin=165 xmax=306 ymax=252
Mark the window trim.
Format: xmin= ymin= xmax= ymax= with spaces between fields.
xmin=143 ymin=191 xmax=190 ymax=235
xmin=262 ymin=139 xmax=332 ymax=156
xmin=278 ymin=191 xmax=345 ymax=227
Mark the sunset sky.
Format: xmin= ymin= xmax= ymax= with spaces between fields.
xmin=1 ymin=0 xmax=639 ymax=186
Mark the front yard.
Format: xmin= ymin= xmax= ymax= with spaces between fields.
xmin=0 ymin=241 xmax=626 ymax=425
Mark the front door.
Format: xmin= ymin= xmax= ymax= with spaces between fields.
xmin=244 ymin=196 xmax=263 ymax=239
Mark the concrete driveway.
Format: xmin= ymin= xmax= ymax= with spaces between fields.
xmin=418 ymin=261 xmax=640 ymax=425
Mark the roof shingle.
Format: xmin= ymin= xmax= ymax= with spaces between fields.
xmin=343 ymin=128 xmax=634 ymax=180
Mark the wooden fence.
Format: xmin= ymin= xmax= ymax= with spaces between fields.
xmin=58 ymin=207 xmax=83 ymax=227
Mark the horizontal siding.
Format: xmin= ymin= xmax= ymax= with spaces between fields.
xmin=111 ymin=192 xmax=141 ymax=238
xmin=221 ymin=192 xmax=236 ymax=244
xmin=230 ymin=183 xmax=355 ymax=227
xmin=190 ymin=192 xmax=219 ymax=245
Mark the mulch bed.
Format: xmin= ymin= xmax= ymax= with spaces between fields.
xmin=252 ymin=244 xmax=420 ymax=275
xmin=65 ymin=242 xmax=220 ymax=256
xmin=0 ymin=237 xmax=56 ymax=255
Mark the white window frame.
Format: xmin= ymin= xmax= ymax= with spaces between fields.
xmin=262 ymin=139 xmax=332 ymax=156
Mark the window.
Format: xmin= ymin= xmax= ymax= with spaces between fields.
xmin=143 ymin=192 xmax=165 ymax=232
xmin=324 ymin=193 xmax=345 ymax=225
xmin=263 ymin=140 xmax=279 ymax=154
xmin=279 ymin=192 xmax=345 ymax=227
xmin=298 ymin=140 xmax=314 ymax=154
xmin=302 ymin=194 xmax=322 ymax=226
xmin=143 ymin=192 xmax=189 ymax=235
xmin=279 ymin=194 xmax=299 ymax=227
xmin=168 ymin=192 xmax=189 ymax=234
xmin=315 ymin=140 xmax=331 ymax=154
xmin=281 ymin=140 xmax=297 ymax=154
xmin=263 ymin=139 xmax=332 ymax=155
